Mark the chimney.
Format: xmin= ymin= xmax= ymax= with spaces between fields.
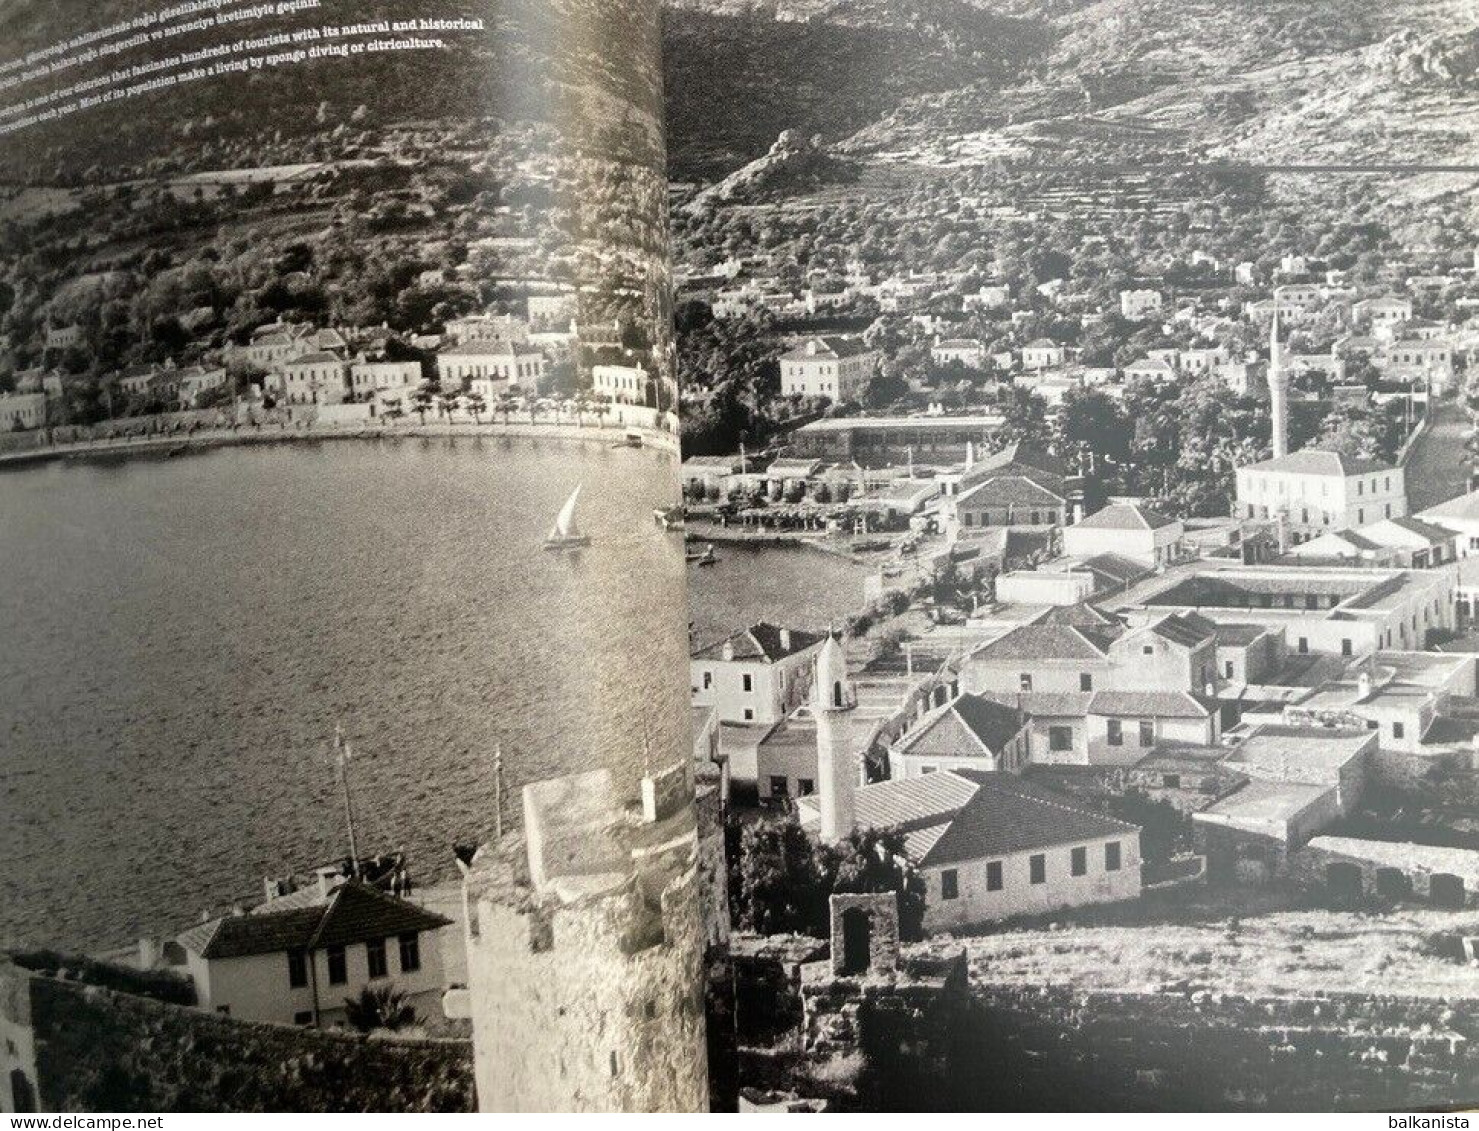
xmin=780 ymin=628 xmax=792 ymax=652
xmin=1204 ymin=682 xmax=1216 ymax=698
xmin=722 ymin=640 xmax=735 ymax=662
xmin=1357 ymin=671 xmax=1373 ymax=701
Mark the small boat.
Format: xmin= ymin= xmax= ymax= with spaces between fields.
xmin=544 ymin=485 xmax=592 ymax=550
xmin=686 ymin=543 xmax=717 ymax=565
xmin=623 ymin=429 xmax=644 ymax=448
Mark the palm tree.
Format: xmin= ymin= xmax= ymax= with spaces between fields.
xmin=409 ymin=384 xmax=435 ymax=425
xmin=464 ymin=390 xmax=486 ymax=424
xmin=344 ymin=985 xmax=417 ymax=1033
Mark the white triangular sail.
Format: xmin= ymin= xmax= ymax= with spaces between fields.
xmin=550 ymin=485 xmax=582 ymax=540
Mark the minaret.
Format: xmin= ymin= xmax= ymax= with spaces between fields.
xmin=1268 ymin=308 xmax=1290 ymax=460
xmin=814 ymin=634 xmax=857 ymax=845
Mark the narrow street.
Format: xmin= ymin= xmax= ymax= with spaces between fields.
xmin=1403 ymin=399 xmax=1472 ymax=513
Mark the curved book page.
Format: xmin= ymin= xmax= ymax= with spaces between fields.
xmin=670 ymin=0 xmax=1479 ymax=1115
xmin=0 ymin=0 xmax=709 ymax=1114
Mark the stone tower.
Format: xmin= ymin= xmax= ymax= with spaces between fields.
xmin=455 ymin=763 xmax=710 ymax=1113
xmin=1268 ymin=308 xmax=1290 ymax=461
xmin=815 ymin=635 xmax=857 ymax=845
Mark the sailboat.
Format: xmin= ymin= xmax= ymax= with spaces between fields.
xmin=544 ymin=484 xmax=592 ymax=550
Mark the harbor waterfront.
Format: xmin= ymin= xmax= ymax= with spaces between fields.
xmin=686 ymin=541 xmax=871 ymax=648
xmin=0 ymin=435 xmax=690 ymax=952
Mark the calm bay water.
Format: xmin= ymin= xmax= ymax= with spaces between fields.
xmin=0 ymin=436 xmax=689 ymax=951
xmin=685 ymin=542 xmax=870 ymax=650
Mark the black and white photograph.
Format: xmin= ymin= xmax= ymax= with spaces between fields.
xmin=0 ymin=0 xmax=708 ymax=1115
xmin=5 ymin=0 xmax=1479 ymax=1119
xmin=669 ymin=0 xmax=1479 ymax=1114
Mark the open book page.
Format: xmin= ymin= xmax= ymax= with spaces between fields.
xmin=0 ymin=0 xmax=713 ymax=1115
xmin=670 ymin=0 xmax=1479 ymax=1114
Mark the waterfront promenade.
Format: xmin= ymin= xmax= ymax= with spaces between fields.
xmin=0 ymin=413 xmax=681 ymax=470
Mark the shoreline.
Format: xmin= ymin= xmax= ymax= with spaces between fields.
xmin=0 ymin=418 xmax=681 ymax=470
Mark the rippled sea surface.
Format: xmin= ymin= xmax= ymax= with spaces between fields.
xmin=686 ymin=542 xmax=872 ymax=650
xmin=0 ymin=436 xmax=688 ymax=951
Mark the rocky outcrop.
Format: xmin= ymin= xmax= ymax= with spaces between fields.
xmin=685 ymin=131 xmax=854 ymax=214
xmin=1366 ymin=28 xmax=1479 ymax=89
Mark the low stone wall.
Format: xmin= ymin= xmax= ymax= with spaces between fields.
xmin=962 ymin=984 xmax=1479 ymax=1112
xmin=1 ymin=958 xmax=474 ymax=1113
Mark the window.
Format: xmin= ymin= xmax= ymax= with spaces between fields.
xmin=769 ymin=776 xmax=789 ymax=797
xmin=941 ymin=869 xmax=959 ymax=900
xmin=1143 ymin=645 xmax=1154 ymax=656
xmin=742 ymin=673 xmax=753 ymax=693
xmin=287 ymin=949 xmax=308 ymax=989
xmin=398 ymin=932 xmax=421 ymax=974
xmin=1163 ymin=773 xmax=1181 ymax=789
xmin=367 ymin=937 xmax=388 ymax=980
xmin=798 ymin=778 xmax=815 ymax=796
xmin=1107 ymin=719 xmax=1123 ymax=746
xmin=1341 ymin=639 xmax=1353 ymax=657
xmin=1029 ymin=854 xmax=1046 ymax=885
xmin=986 ymin=861 xmax=1003 ymax=891
xmin=1224 ymin=660 xmax=1234 ymax=679
xmin=1048 ymin=725 xmax=1074 ymax=752
xmin=1105 ymin=842 xmax=1122 ymax=871
xmin=702 ymin=671 xmax=712 ymax=690
xmin=743 ymin=708 xmax=754 ymax=721
xmin=294 ymin=1010 xmax=313 ymax=1026
xmin=1139 ymin=720 xmax=1155 ymax=747
xmin=1080 ymin=673 xmax=1093 ymax=691
xmin=1393 ymin=722 xmax=1405 ymax=740
xmin=326 ymin=944 xmax=347 ymax=986
xmin=1298 ymin=637 xmax=1309 ymax=655
xmin=1071 ymin=846 xmax=1088 ymax=877
xmin=1019 ymin=673 xmax=1033 ymax=692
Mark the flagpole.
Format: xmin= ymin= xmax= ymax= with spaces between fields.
xmin=494 ymin=742 xmax=505 ymax=844
xmin=335 ymin=726 xmax=361 ymax=877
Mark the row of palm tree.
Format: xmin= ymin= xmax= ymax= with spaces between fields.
xmin=386 ymin=384 xmax=620 ymax=428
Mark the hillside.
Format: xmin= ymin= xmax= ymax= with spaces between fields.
xmin=662 ymin=1 xmax=1052 ymax=181
xmin=664 ymin=0 xmax=1479 ymax=218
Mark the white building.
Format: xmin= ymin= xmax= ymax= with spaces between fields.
xmin=175 ymin=879 xmax=451 ymax=1027
xmin=779 ymin=337 xmax=877 ymax=401
xmin=276 ymin=352 xmax=350 ymax=406
xmin=887 ymin=692 xmax=1028 ymax=780
xmin=1420 ymin=489 xmax=1479 ymax=557
xmin=176 ymin=365 xmax=229 ymax=408
xmin=800 ymin=769 xmax=1142 ymax=932
xmin=690 ymin=623 xmax=827 ymax=726
xmin=438 ymin=341 xmax=546 ymax=391
xmin=1119 ymin=289 xmax=1163 ymax=320
xmin=1020 ymin=339 xmax=1066 ymax=370
xmin=0 ymin=391 xmax=47 ymax=431
xmin=1062 ymin=503 xmax=1186 ymax=569
xmin=592 ymin=363 xmax=650 ymax=406
xmin=931 ymin=338 xmax=986 ymax=369
xmin=349 ymin=359 xmax=422 ymax=401
xmin=1235 ymin=450 xmax=1407 ymax=542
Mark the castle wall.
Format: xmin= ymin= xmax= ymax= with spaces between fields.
xmin=961 ymin=985 xmax=1479 ymax=1111
xmin=787 ymin=963 xmax=1479 ymax=1111
xmin=0 ymin=957 xmax=473 ymax=1113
